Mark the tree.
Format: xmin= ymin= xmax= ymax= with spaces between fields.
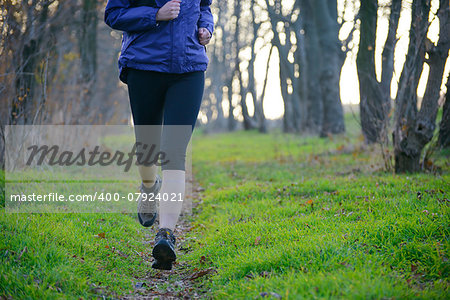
xmin=357 ymin=0 xmax=401 ymax=143
xmin=393 ymin=0 xmax=449 ymax=172
xmin=300 ymin=0 xmax=323 ymax=133
xmin=438 ymin=79 xmax=450 ymax=148
xmin=297 ymin=0 xmax=346 ymax=136
xmin=0 ymin=0 xmax=129 ymax=129
xmin=5 ymin=0 xmax=63 ymax=125
xmin=78 ymin=0 xmax=98 ymax=123
xmin=309 ymin=0 xmax=345 ymax=136
xmin=265 ymin=0 xmax=302 ymax=132
xmin=263 ymin=0 xmax=346 ymax=135
xmin=247 ymin=0 xmax=267 ymax=132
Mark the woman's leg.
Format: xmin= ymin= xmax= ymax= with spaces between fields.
xmin=127 ymin=69 xmax=169 ymax=227
xmin=158 ymin=71 xmax=205 ymax=230
xmin=127 ymin=69 xmax=167 ymax=187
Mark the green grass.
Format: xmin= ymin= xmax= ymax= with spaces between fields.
xmin=183 ymin=121 xmax=449 ymax=298
xmin=0 ymin=212 xmax=148 ymax=298
xmin=1 ymin=114 xmax=449 ymax=298
xmin=0 ymin=175 xmax=179 ymax=298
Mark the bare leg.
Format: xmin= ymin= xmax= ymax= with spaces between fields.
xmin=158 ymin=169 xmax=185 ymax=230
xmin=138 ymin=165 xmax=158 ymax=188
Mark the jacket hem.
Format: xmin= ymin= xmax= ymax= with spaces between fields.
xmin=119 ymin=61 xmax=208 ymax=84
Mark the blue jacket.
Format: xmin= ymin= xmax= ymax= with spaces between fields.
xmin=104 ymin=0 xmax=214 ymax=83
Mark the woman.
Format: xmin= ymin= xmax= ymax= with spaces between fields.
xmin=104 ymin=0 xmax=213 ymax=270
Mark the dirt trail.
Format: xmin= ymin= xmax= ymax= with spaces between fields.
xmin=121 ymin=175 xmax=213 ymax=299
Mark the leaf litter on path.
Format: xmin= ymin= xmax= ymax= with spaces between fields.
xmin=119 ymin=176 xmax=216 ymax=299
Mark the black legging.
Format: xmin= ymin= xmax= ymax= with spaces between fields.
xmin=127 ymin=68 xmax=205 ymax=170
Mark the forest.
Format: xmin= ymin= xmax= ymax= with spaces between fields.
xmin=0 ymin=1 xmax=449 ymax=298
xmin=1 ymin=0 xmax=449 ymax=172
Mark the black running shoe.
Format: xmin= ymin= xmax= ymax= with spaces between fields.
xmin=152 ymin=228 xmax=176 ymax=270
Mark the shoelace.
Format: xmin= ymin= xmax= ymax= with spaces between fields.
xmin=138 ymin=177 xmax=161 ymax=212
xmin=155 ymin=228 xmax=176 ymax=245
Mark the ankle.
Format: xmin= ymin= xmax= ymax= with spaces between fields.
xmin=142 ymin=179 xmax=156 ymax=188
xmin=159 ymin=224 xmax=176 ymax=231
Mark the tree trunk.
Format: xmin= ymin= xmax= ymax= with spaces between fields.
xmin=438 ymin=79 xmax=450 ymax=148
xmin=234 ymin=0 xmax=253 ymax=130
xmin=211 ymin=44 xmax=226 ymax=130
xmin=279 ymin=59 xmax=294 ymax=132
xmin=301 ymin=0 xmax=323 ymax=133
xmin=210 ymin=0 xmax=227 ymax=131
xmin=293 ymin=7 xmax=308 ymax=130
xmin=79 ymin=0 xmax=98 ymax=123
xmin=380 ymin=0 xmax=401 ymax=103
xmin=394 ymin=0 xmax=448 ymax=173
xmin=244 ymin=0 xmax=263 ymax=130
xmin=227 ymin=0 xmax=240 ymax=131
xmin=265 ymin=0 xmax=305 ymax=132
xmin=238 ymin=72 xmax=255 ymax=130
xmin=393 ymin=0 xmax=428 ymax=173
xmin=227 ymin=77 xmax=236 ymax=131
xmin=11 ymin=1 xmax=55 ymax=125
xmin=357 ymin=0 xmax=388 ymax=143
xmin=248 ymin=50 xmax=263 ymax=130
xmin=12 ymin=39 xmax=39 ymax=124
xmin=309 ymin=0 xmax=345 ymax=136
xmin=258 ymin=45 xmax=273 ymax=133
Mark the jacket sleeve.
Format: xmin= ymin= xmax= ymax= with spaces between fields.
xmin=197 ymin=0 xmax=214 ymax=36
xmin=104 ymin=0 xmax=159 ymax=32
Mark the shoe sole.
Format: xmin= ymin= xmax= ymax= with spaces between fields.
xmin=152 ymin=240 xmax=176 ymax=270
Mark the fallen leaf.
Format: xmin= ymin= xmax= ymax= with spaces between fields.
xmin=189 ymin=268 xmax=216 ymax=280
xmin=95 ymin=232 xmax=106 ymax=239
xmin=199 ymin=255 xmax=206 ymax=264
xmin=254 ymin=236 xmax=261 ymax=246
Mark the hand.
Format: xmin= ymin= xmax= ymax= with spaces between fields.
xmin=198 ymin=27 xmax=211 ymax=45
xmin=156 ymin=0 xmax=181 ymax=21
